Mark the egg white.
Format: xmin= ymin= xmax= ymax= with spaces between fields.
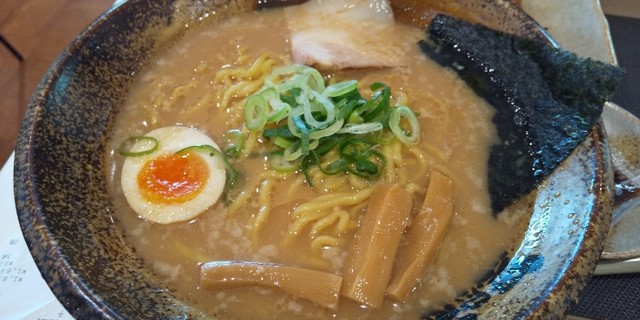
xmin=121 ymin=126 xmax=226 ymax=224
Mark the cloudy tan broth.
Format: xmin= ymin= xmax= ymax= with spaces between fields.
xmin=107 ymin=8 xmax=529 ymax=320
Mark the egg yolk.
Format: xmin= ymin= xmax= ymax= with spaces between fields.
xmin=138 ymin=152 xmax=210 ymax=204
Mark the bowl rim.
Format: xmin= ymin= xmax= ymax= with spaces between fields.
xmin=13 ymin=0 xmax=612 ymax=319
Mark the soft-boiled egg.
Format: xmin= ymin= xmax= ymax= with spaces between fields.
xmin=120 ymin=126 xmax=226 ymax=224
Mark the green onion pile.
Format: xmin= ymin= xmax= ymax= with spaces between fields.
xmin=244 ymin=64 xmax=421 ymax=185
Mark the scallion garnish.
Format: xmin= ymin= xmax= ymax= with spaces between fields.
xmin=269 ymin=150 xmax=299 ymax=173
xmin=244 ymin=95 xmax=269 ymax=131
xmin=242 ymin=64 xmax=420 ymax=184
xmin=117 ymin=136 xmax=159 ymax=157
xmin=222 ymin=129 xmax=245 ymax=158
xmin=389 ymin=106 xmax=420 ymax=145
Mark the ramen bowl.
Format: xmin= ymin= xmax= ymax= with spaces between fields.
xmin=14 ymin=0 xmax=613 ymax=319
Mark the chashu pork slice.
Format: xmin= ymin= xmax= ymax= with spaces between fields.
xmin=285 ymin=0 xmax=405 ymax=69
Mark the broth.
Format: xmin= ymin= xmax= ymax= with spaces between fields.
xmin=107 ymin=7 xmax=530 ymax=320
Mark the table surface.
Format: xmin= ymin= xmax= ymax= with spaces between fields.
xmin=1 ymin=1 xmax=639 ymax=319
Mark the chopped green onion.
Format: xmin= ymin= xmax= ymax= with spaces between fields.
xmin=361 ymin=82 xmax=391 ymax=122
xmin=265 ymin=64 xmax=325 ymax=92
xmin=336 ymin=99 xmax=361 ymax=121
xmin=349 ymin=149 xmax=385 ymax=180
xmin=262 ymin=126 xmax=295 ymax=139
xmin=243 ymin=64 xmax=421 ymax=185
xmin=245 ymin=95 xmax=269 ymax=131
xmin=356 ymin=159 xmax=378 ymax=175
xmin=222 ymin=129 xmax=245 ymax=158
xmin=337 ymin=122 xmax=383 ymax=135
xmin=274 ymin=136 xmax=293 ymax=149
xmin=259 ymin=87 xmax=292 ymax=123
xmin=322 ymin=158 xmax=350 ymax=175
xmin=266 ymin=103 xmax=292 ymax=123
xmin=284 ymin=139 xmax=319 ymax=161
xmin=269 ymin=151 xmax=299 ymax=173
xmin=389 ymin=106 xmax=420 ymax=144
xmin=303 ymin=137 xmax=386 ymax=183
xmin=308 ymin=118 xmax=344 ymax=140
xmin=313 ymin=135 xmax=342 ymax=155
xmin=324 ymin=80 xmax=358 ymax=98
xmin=287 ymin=107 xmax=306 ymax=139
xmin=293 ymin=115 xmax=310 ymax=156
xmin=117 ymin=136 xmax=159 ymax=157
xmin=368 ymin=130 xmax=397 ymax=145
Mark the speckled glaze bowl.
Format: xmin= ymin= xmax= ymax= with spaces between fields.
xmin=14 ymin=0 xmax=612 ymax=319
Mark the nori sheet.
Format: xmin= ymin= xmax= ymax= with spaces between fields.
xmin=419 ymin=14 xmax=624 ymax=214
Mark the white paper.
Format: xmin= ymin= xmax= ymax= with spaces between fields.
xmin=0 ymin=153 xmax=73 ymax=320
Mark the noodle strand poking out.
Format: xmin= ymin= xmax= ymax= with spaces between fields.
xmin=252 ymin=177 xmax=274 ymax=239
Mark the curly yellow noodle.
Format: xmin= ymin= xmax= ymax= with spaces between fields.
xmin=236 ymin=51 xmax=251 ymax=65
xmin=319 ymin=174 xmax=348 ymax=191
xmin=309 ymin=210 xmax=353 ymax=237
xmin=194 ymin=62 xmax=212 ymax=75
xmin=350 ymin=199 xmax=369 ymax=215
xmin=286 ymin=211 xmax=330 ymax=242
xmin=212 ymin=51 xmax=289 ymax=129
xmin=241 ymin=129 xmax=262 ymax=158
xmin=306 ymin=149 xmax=356 ymax=191
xmin=308 ymin=169 xmax=323 ymax=185
xmin=390 ymin=139 xmax=405 ymax=165
xmin=347 ymin=174 xmax=370 ymax=190
xmin=310 ymin=235 xmax=342 ymax=251
xmin=286 ymin=207 xmax=357 ymax=247
xmin=251 ymin=178 xmax=274 ymax=238
xmin=285 ymin=176 xmax=308 ymax=201
xmin=406 ymin=145 xmax=429 ymax=181
xmin=292 ymin=188 xmax=374 ymax=219
xmin=382 ymin=143 xmax=398 ymax=182
xmin=308 ymin=211 xmax=341 ymax=237
xmin=214 ymin=50 xmax=272 ymax=83
xmin=228 ymin=170 xmax=289 ymax=217
xmin=407 ymin=144 xmax=428 ymax=166
xmin=218 ymin=80 xmax=260 ymax=110
xmin=169 ymin=80 xmax=197 ymax=102
xmin=227 ymin=190 xmax=251 ymax=216
xmin=244 ymin=54 xmax=277 ymax=79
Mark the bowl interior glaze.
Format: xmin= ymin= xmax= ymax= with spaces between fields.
xmin=14 ymin=0 xmax=612 ymax=319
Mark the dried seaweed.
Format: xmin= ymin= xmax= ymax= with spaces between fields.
xmin=419 ymin=14 xmax=624 ymax=214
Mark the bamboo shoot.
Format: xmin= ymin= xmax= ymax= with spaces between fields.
xmin=340 ymin=183 xmax=413 ymax=308
xmin=200 ymin=261 xmax=343 ymax=310
xmin=386 ymin=170 xmax=454 ymax=301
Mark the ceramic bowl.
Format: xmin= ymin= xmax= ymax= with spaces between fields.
xmin=14 ymin=0 xmax=612 ymax=318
